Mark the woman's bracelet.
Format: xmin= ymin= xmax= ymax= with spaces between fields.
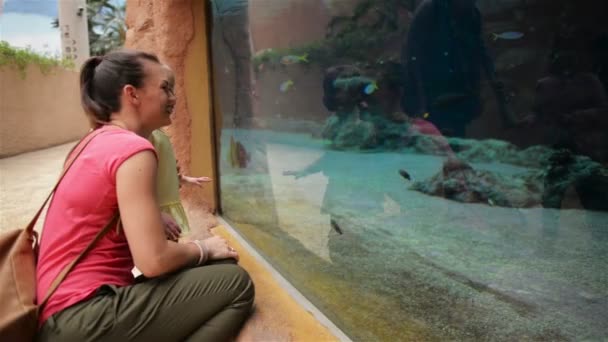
xmin=188 ymin=240 xmax=207 ymax=266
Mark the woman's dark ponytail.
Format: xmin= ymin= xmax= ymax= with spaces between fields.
xmin=80 ymin=56 xmax=109 ymax=127
xmin=78 ymin=50 xmax=160 ymax=128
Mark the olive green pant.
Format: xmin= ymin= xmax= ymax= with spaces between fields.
xmin=36 ymin=262 xmax=254 ymax=342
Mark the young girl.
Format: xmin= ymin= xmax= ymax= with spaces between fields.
xmin=150 ymin=128 xmax=211 ymax=238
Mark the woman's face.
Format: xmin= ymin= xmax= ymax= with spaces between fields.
xmin=136 ymin=61 xmax=177 ymax=129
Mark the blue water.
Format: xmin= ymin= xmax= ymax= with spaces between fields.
xmin=220 ymin=129 xmax=608 ymax=341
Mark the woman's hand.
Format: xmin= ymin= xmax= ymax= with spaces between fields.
xmin=201 ymin=235 xmax=239 ymax=261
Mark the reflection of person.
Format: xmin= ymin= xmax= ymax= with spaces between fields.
xmin=283 ymin=153 xmax=386 ymax=217
xmin=322 ymin=65 xmax=368 ymax=118
xmin=150 ymin=128 xmax=211 ymax=235
xmin=526 ymin=35 xmax=608 ymax=163
xmin=36 ymin=50 xmax=253 ymax=341
xmin=401 ymin=0 xmax=515 ymax=137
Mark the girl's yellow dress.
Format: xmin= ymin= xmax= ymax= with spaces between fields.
xmin=149 ymin=129 xmax=190 ymax=233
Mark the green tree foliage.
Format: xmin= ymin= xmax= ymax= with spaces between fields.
xmin=52 ymin=0 xmax=126 ymax=56
xmin=0 ymin=41 xmax=74 ymax=77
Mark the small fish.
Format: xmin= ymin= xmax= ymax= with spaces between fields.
xmin=332 ymin=76 xmax=375 ymax=90
xmin=279 ymin=80 xmax=294 ymax=92
xmin=423 ymin=112 xmax=430 ymax=119
xmin=488 ymin=198 xmax=495 ymax=206
xmin=363 ymin=82 xmax=379 ymax=95
xmin=280 ymin=53 xmax=308 ymax=65
xmin=228 ymin=136 xmax=250 ymax=169
xmin=398 ymin=169 xmax=411 ymax=181
xmin=330 ymin=219 xmax=343 ymax=235
xmin=492 ymin=31 xmax=524 ymax=41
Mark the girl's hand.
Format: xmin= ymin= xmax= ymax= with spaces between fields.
xmin=181 ymin=176 xmax=212 ymax=187
xmin=201 ymin=236 xmax=239 ymax=261
xmin=161 ymin=212 xmax=181 ymax=241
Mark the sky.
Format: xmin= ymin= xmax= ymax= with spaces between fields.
xmin=0 ymin=0 xmax=125 ymax=56
xmin=0 ymin=0 xmax=61 ymax=55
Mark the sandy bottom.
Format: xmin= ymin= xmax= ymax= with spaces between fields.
xmin=219 ymin=129 xmax=608 ymax=341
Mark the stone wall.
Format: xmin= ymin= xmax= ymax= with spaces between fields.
xmin=0 ymin=65 xmax=88 ymax=157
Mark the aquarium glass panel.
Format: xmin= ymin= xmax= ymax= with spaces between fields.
xmin=209 ymin=0 xmax=608 ymax=340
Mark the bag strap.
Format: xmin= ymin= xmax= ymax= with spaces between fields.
xmin=32 ymin=126 xmax=120 ymax=307
xmin=39 ymin=214 xmax=119 ymax=307
xmin=25 ymin=128 xmax=109 ymax=235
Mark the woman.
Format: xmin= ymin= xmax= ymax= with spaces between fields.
xmin=35 ymin=50 xmax=254 ymax=341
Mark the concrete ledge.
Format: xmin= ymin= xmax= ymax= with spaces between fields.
xmin=210 ymin=218 xmax=350 ymax=342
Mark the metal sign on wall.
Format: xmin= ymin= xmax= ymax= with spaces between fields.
xmin=58 ymin=0 xmax=90 ymax=68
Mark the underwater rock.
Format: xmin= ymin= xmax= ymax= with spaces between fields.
xmin=450 ymin=138 xmax=556 ymax=168
xmin=332 ymin=119 xmax=377 ymax=149
xmin=321 ymin=115 xmax=342 ymax=141
xmin=411 ymin=151 xmax=608 ymax=211
xmin=405 ymin=136 xmax=556 ymax=168
xmin=410 ymin=157 xmax=542 ymax=208
xmin=321 ymin=111 xmax=410 ymax=149
xmin=511 ymin=145 xmax=555 ymax=168
xmin=442 ymin=157 xmax=473 ymax=174
xmin=541 ymin=150 xmax=608 ymax=211
xmin=405 ymin=134 xmax=451 ymax=155
xmin=448 ymin=138 xmax=518 ymax=162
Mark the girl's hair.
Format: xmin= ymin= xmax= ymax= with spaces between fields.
xmin=80 ymin=49 xmax=160 ymax=127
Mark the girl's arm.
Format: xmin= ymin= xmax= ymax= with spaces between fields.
xmin=179 ymin=174 xmax=212 ymax=187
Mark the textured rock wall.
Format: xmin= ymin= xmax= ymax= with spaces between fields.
xmin=125 ymin=0 xmax=217 ymax=211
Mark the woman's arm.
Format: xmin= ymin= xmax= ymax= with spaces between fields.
xmin=116 ymin=150 xmax=200 ymax=278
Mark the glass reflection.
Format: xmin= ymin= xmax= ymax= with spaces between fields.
xmin=210 ymin=0 xmax=608 ymax=340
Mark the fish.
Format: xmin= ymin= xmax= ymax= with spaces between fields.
xmin=229 ymin=136 xmax=239 ymax=168
xmin=488 ymin=198 xmax=495 ymax=206
xmin=423 ymin=112 xmax=430 ymax=119
xmin=398 ymin=169 xmax=411 ymax=181
xmin=492 ymin=31 xmax=524 ymax=40
xmin=228 ymin=136 xmax=250 ymax=168
xmin=363 ymin=82 xmax=379 ymax=95
xmin=279 ymin=80 xmax=294 ymax=92
xmin=330 ymin=219 xmax=343 ymax=235
xmin=332 ymin=76 xmax=375 ymax=90
xmin=280 ymin=53 xmax=308 ymax=65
